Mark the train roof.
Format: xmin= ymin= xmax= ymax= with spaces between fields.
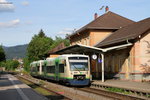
xmin=46 ymin=54 xmax=88 ymax=60
xmin=58 ymin=54 xmax=89 ymax=58
xmin=31 ymin=61 xmax=37 ymax=64
xmin=46 ymin=58 xmax=53 ymax=60
xmin=30 ymin=61 xmax=37 ymax=67
xmin=37 ymin=60 xmax=44 ymax=63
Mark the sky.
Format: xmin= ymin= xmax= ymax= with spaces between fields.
xmin=0 ymin=0 xmax=150 ymax=47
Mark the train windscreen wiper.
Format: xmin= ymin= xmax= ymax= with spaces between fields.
xmin=72 ymin=64 xmax=81 ymax=73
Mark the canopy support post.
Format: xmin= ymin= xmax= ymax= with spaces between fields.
xmin=101 ymin=53 xmax=105 ymax=82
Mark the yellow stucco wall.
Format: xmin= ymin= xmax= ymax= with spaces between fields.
xmin=89 ymin=30 xmax=112 ymax=46
xmin=70 ymin=31 xmax=90 ymax=45
xmin=130 ymin=32 xmax=150 ymax=73
xmin=70 ymin=30 xmax=112 ymax=46
xmin=138 ymin=32 xmax=150 ymax=73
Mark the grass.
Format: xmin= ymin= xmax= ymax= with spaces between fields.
xmin=106 ymin=87 xmax=132 ymax=95
xmin=105 ymin=87 xmax=150 ymax=98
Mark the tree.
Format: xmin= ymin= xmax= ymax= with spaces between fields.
xmin=38 ymin=29 xmax=46 ymax=37
xmin=23 ymin=58 xmax=30 ymax=72
xmin=0 ymin=45 xmax=6 ymax=62
xmin=12 ymin=60 xmax=20 ymax=69
xmin=50 ymin=36 xmax=70 ymax=49
xmin=27 ymin=30 xmax=54 ymax=62
xmin=0 ymin=61 xmax=6 ymax=68
xmin=4 ymin=60 xmax=19 ymax=71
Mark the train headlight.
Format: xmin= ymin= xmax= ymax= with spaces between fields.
xmin=74 ymin=75 xmax=85 ymax=80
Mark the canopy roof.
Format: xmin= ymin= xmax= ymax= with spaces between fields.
xmin=53 ymin=44 xmax=103 ymax=54
xmin=52 ymin=43 xmax=133 ymax=55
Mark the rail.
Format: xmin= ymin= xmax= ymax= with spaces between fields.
xmin=16 ymin=74 xmax=147 ymax=100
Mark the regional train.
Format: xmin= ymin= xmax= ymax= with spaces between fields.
xmin=30 ymin=54 xmax=90 ymax=86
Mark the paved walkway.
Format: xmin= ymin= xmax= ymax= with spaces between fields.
xmin=91 ymin=79 xmax=150 ymax=93
xmin=0 ymin=74 xmax=48 ymax=100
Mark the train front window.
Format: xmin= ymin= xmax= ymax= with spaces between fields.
xmin=70 ymin=62 xmax=88 ymax=71
xmin=69 ymin=57 xmax=88 ymax=71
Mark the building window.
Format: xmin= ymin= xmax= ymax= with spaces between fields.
xmin=87 ymin=37 xmax=90 ymax=45
xmin=79 ymin=40 xmax=81 ymax=44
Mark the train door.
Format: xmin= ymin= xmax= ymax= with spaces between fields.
xmin=55 ymin=61 xmax=59 ymax=81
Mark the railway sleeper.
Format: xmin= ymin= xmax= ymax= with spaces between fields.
xmin=91 ymin=84 xmax=150 ymax=98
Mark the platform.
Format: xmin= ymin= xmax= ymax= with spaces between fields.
xmin=91 ymin=79 xmax=150 ymax=93
xmin=0 ymin=74 xmax=48 ymax=100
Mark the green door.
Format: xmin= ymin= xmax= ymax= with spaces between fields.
xmin=44 ymin=65 xmax=47 ymax=76
xmin=55 ymin=59 xmax=59 ymax=81
xmin=43 ymin=61 xmax=47 ymax=77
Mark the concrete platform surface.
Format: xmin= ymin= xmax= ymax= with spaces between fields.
xmin=0 ymin=74 xmax=48 ymax=100
xmin=91 ymin=79 xmax=150 ymax=93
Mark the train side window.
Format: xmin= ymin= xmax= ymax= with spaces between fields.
xmin=37 ymin=66 xmax=40 ymax=71
xmin=59 ymin=64 xmax=64 ymax=73
xmin=51 ymin=66 xmax=55 ymax=73
xmin=47 ymin=66 xmax=55 ymax=73
xmin=46 ymin=66 xmax=50 ymax=73
xmin=31 ymin=67 xmax=33 ymax=72
xmin=32 ymin=67 xmax=36 ymax=72
xmin=42 ymin=66 xmax=45 ymax=72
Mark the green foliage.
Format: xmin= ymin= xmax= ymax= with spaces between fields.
xmin=64 ymin=38 xmax=70 ymax=47
xmin=27 ymin=29 xmax=54 ymax=62
xmin=3 ymin=60 xmax=20 ymax=71
xmin=12 ymin=60 xmax=20 ymax=69
xmin=0 ymin=45 xmax=6 ymax=62
xmin=50 ymin=36 xmax=70 ymax=49
xmin=38 ymin=29 xmax=46 ymax=38
xmin=106 ymin=87 xmax=124 ymax=93
xmin=23 ymin=58 xmax=30 ymax=72
xmin=0 ymin=61 xmax=6 ymax=67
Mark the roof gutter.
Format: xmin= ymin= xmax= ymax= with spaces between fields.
xmin=102 ymin=42 xmax=133 ymax=52
xmin=77 ymin=42 xmax=133 ymax=53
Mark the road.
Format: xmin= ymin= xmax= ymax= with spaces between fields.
xmin=0 ymin=74 xmax=48 ymax=100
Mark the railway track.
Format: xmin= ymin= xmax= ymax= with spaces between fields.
xmin=76 ymin=87 xmax=146 ymax=100
xmin=16 ymin=74 xmax=148 ymax=100
xmin=16 ymin=75 xmax=71 ymax=100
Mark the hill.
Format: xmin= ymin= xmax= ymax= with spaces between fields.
xmin=3 ymin=44 xmax=28 ymax=59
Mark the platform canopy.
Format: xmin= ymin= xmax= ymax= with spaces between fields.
xmin=52 ymin=44 xmax=103 ymax=55
xmin=49 ymin=43 xmax=133 ymax=82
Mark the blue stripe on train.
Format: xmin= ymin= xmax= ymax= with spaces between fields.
xmin=68 ymin=79 xmax=90 ymax=86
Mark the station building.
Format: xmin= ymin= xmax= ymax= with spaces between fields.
xmin=48 ymin=11 xmax=150 ymax=82
xmin=95 ymin=17 xmax=150 ymax=81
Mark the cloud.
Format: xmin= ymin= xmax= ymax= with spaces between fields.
xmin=0 ymin=19 xmax=20 ymax=28
xmin=63 ymin=28 xmax=74 ymax=31
xmin=21 ymin=1 xmax=29 ymax=6
xmin=0 ymin=0 xmax=15 ymax=12
xmin=58 ymin=31 xmax=72 ymax=35
xmin=58 ymin=28 xmax=75 ymax=35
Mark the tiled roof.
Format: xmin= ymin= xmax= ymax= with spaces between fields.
xmin=95 ymin=17 xmax=150 ymax=48
xmin=69 ymin=11 xmax=134 ymax=38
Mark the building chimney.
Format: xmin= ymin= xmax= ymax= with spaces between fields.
xmin=105 ymin=6 xmax=109 ymax=12
xmin=94 ymin=13 xmax=98 ymax=19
